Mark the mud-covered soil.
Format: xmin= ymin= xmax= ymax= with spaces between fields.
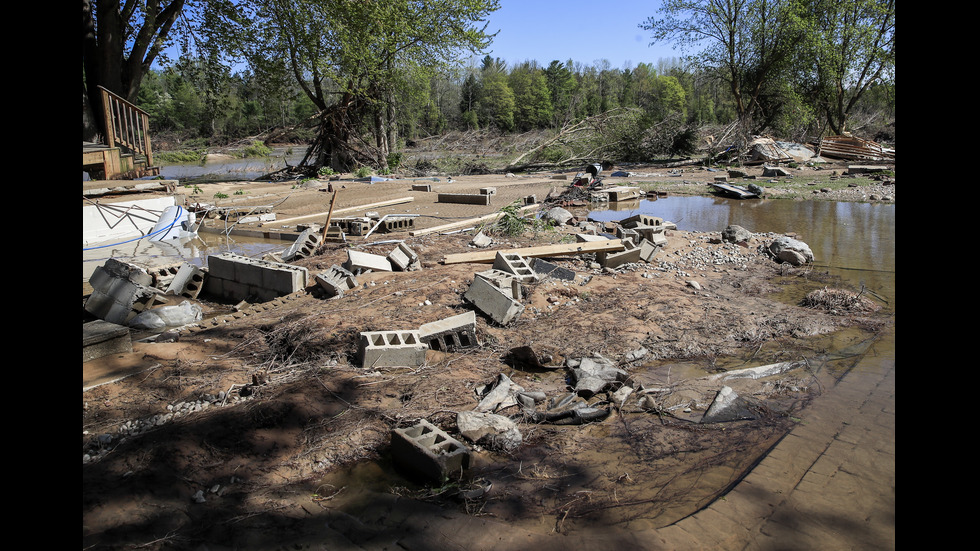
xmin=82 ymin=162 xmax=893 ymax=550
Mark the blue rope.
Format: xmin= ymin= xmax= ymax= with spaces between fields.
xmin=83 ymin=206 xmax=184 ymax=251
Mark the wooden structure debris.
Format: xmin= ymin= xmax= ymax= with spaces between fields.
xmin=83 ymin=86 xmax=160 ymax=180
xmin=442 ymin=239 xmax=626 ymax=265
xmin=817 ymin=135 xmax=894 ymax=162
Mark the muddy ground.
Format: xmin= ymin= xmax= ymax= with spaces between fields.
xmin=82 ymin=161 xmax=893 ymax=550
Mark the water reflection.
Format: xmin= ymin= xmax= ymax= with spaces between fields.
xmin=590 ymin=196 xmax=895 ymax=305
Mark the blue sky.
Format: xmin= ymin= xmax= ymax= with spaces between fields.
xmin=473 ymin=0 xmax=679 ymax=70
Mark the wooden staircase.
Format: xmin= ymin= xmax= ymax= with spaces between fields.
xmin=83 ymin=86 xmax=160 ymax=180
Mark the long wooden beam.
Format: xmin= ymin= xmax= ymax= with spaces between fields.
xmin=409 ymin=204 xmax=539 ymax=237
xmin=441 ymin=239 xmax=626 ymax=264
xmin=262 ymin=197 xmax=415 ymax=226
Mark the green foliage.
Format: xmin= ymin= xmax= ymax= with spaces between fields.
xmin=487 ymin=201 xmax=551 ymax=237
xmin=157 ymin=149 xmax=207 ymax=163
xmin=214 ymin=192 xmax=229 ymax=199
xmin=354 ymin=166 xmax=373 ymax=178
xmin=318 ymin=166 xmax=336 ymax=176
xmin=238 ymin=140 xmax=273 ymax=158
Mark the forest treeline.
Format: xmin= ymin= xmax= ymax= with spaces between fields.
xmin=139 ymin=54 xmax=893 ymax=155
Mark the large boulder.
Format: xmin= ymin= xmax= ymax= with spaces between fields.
xmin=721 ymin=224 xmax=753 ymax=244
xmin=767 ymin=236 xmax=814 ymax=266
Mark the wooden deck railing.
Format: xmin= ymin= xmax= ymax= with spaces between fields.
xmin=99 ymin=85 xmax=155 ymax=169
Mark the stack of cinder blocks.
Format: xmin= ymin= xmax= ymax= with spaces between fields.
xmin=390 ymin=419 xmax=471 ymax=482
xmin=84 ymin=258 xmax=168 ymax=325
xmin=204 ymin=252 xmax=308 ymax=302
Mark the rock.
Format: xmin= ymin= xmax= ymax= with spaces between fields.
xmin=543 ymin=207 xmax=573 ymax=226
xmin=456 ymin=411 xmax=523 ymax=451
xmin=767 ymin=236 xmax=814 ymax=266
xmin=721 ymin=224 xmax=753 ymax=244
xmin=701 ymin=386 xmax=758 ymax=423
xmin=470 ymin=231 xmax=492 ymax=248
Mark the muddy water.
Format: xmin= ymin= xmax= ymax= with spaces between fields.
xmin=157 ymin=146 xmax=310 ymax=183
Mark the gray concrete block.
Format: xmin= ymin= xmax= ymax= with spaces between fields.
xmin=315 ymin=265 xmax=358 ymax=298
xmin=411 ymin=184 xmax=432 ymax=192
xmin=576 ymin=233 xmax=610 ymax=243
xmin=358 ymin=330 xmax=428 ymax=368
xmin=620 ymin=214 xmax=664 ymax=229
xmin=530 ymin=258 xmax=576 ymax=281
xmin=166 ymin=263 xmax=206 ymax=299
xmin=390 ymin=419 xmax=470 ymax=483
xmin=282 ymin=227 xmax=323 ymax=261
xmin=387 ymin=243 xmax=420 ymax=271
xmin=380 ymin=217 xmax=416 ymax=233
xmin=344 ymin=250 xmax=392 ymax=273
xmin=473 ymin=269 xmax=522 ymax=300
xmin=479 ymin=187 xmax=496 ymax=195
xmin=492 ymin=252 xmax=537 ymax=282
xmin=464 ymin=274 xmax=523 ymax=325
xmin=419 ymin=311 xmax=479 ymax=351
xmin=598 ymin=240 xmax=642 ymax=268
xmin=437 ymin=193 xmax=491 ymax=205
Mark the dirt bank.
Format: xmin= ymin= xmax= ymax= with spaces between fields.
xmin=82 ymin=162 xmax=893 ymax=550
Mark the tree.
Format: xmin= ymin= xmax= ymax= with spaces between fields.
xmin=543 ymin=60 xmax=576 ymax=128
xmin=508 ymin=62 xmax=553 ymax=130
xmin=252 ymin=0 xmax=500 ymax=173
xmin=807 ymin=0 xmax=895 ymax=134
xmin=641 ymin=0 xmax=810 ymax=130
xmin=82 ymin=0 xmax=252 ymax=141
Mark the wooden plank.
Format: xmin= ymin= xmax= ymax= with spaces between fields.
xmin=263 ymin=197 xmax=415 ymax=226
xmin=442 ymin=239 xmax=626 ymax=264
xmin=409 ymin=204 xmax=538 ymax=237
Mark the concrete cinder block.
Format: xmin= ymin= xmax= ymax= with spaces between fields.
xmin=464 ymin=274 xmax=524 ymax=326
xmin=85 ymin=263 xmax=167 ymax=324
xmin=576 ymin=233 xmax=610 ymax=243
xmin=479 ymin=187 xmax=497 ymax=195
xmin=166 ymin=263 xmax=206 ymax=299
xmin=358 ymin=330 xmax=428 ymax=368
xmin=598 ymin=240 xmax=642 ymax=269
xmin=335 ymin=218 xmax=372 ymax=236
xmin=315 ymin=265 xmax=358 ymax=298
xmin=530 ymin=258 xmax=576 ymax=281
xmin=282 ymin=227 xmax=323 ymax=261
xmin=492 ymin=252 xmax=538 ymax=283
xmin=380 ymin=217 xmax=416 ymax=233
xmin=390 ymin=419 xmax=470 ymax=482
xmin=387 ymin=243 xmax=421 ymax=271
xmin=437 ymin=193 xmax=491 ymax=205
xmin=473 ymin=269 xmax=522 ymax=300
xmin=616 ymin=226 xmax=640 ymax=245
xmin=411 ymin=184 xmax=432 ymax=192
xmin=419 ymin=311 xmax=479 ymax=351
xmin=344 ymin=250 xmax=392 ymax=273
xmin=620 ymin=214 xmax=664 ymax=229
xmin=204 ymin=253 xmax=308 ymax=302
xmin=633 ymin=223 xmax=667 ymax=243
